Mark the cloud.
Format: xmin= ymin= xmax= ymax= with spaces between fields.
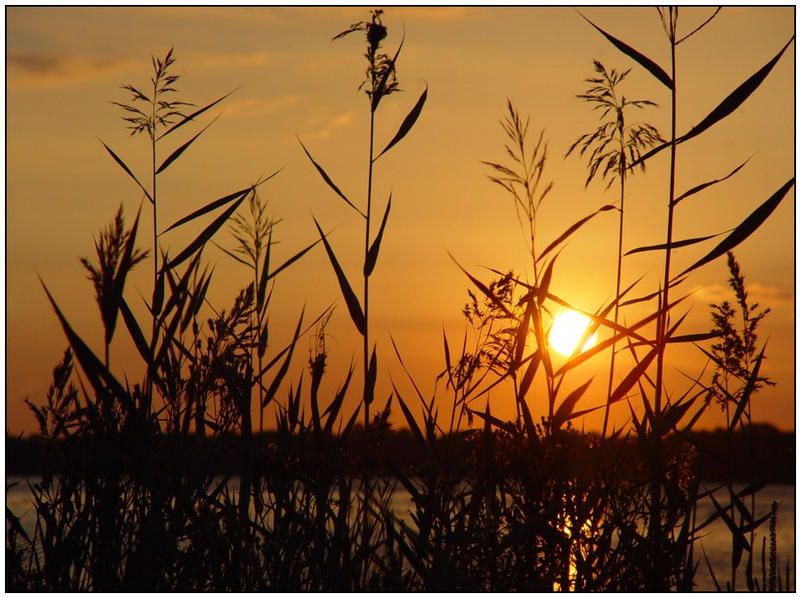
xmin=222 ymin=95 xmax=302 ymax=117
xmin=298 ymin=111 xmax=354 ymax=140
xmin=7 ymin=52 xmax=131 ymax=87
xmin=690 ymin=282 xmax=793 ymax=307
xmin=193 ymin=51 xmax=270 ymax=70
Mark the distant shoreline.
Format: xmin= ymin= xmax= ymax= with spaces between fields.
xmin=6 ymin=425 xmax=794 ymax=485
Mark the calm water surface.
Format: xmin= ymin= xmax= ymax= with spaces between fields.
xmin=7 ymin=477 xmax=793 ymax=591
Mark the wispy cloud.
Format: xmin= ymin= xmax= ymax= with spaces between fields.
xmin=7 ymin=52 xmax=131 ymax=87
xmin=691 ymin=282 xmax=793 ymax=307
xmin=222 ymin=95 xmax=303 ymax=117
xmin=192 ymin=51 xmax=270 ymax=70
xmin=298 ymin=112 xmax=354 ymax=140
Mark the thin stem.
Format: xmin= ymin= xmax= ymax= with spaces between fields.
xmin=364 ymin=109 xmax=374 ymax=427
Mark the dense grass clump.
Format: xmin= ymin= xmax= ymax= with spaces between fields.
xmin=6 ymin=8 xmax=794 ymax=592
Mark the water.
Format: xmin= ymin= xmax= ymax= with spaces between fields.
xmin=6 ymin=477 xmax=793 ymax=590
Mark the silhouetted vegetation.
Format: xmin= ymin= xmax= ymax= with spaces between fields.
xmin=6 ymin=8 xmax=794 ymax=592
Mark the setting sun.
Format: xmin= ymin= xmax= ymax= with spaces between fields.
xmin=549 ymin=309 xmax=597 ymax=356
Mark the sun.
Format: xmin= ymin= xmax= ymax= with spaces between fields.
xmin=549 ymin=309 xmax=597 ymax=356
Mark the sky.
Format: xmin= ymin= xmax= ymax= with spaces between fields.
xmin=6 ymin=6 xmax=795 ymax=435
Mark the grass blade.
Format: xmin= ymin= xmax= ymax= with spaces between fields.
xmin=678 ymin=37 xmax=793 ymax=146
xmin=730 ymin=344 xmax=766 ymax=429
xmin=364 ymin=194 xmax=391 ymax=277
xmin=552 ymin=377 xmax=594 ymax=430
xmin=156 ymin=115 xmax=219 ymax=174
xmin=40 ymin=278 xmax=131 ymax=409
xmin=580 ymin=12 xmax=673 ymax=90
xmin=364 ymin=346 xmax=377 ymax=406
xmin=268 ymin=239 xmax=321 ymax=281
xmin=374 ymin=86 xmax=427 ymax=160
xmin=625 ymin=231 xmax=726 ymax=256
xmin=678 ymin=178 xmax=794 ymax=276
xmin=166 ymin=188 xmax=249 ymax=270
xmin=299 ymin=136 xmax=366 ymax=218
xmin=448 ymin=252 xmax=515 ymax=319
xmin=313 ymin=217 xmax=366 ymax=335
xmin=263 ymin=307 xmax=304 ymax=407
xmin=539 ymin=204 xmax=616 ymax=261
xmin=120 ymin=297 xmax=152 ymax=366
xmin=162 ymin=168 xmax=280 ymax=234
xmin=99 ymin=140 xmax=153 ymax=203
xmin=162 ymin=187 xmax=251 ymax=235
xmin=157 ymin=87 xmax=238 ymax=140
xmin=673 ymin=156 xmax=753 ymax=206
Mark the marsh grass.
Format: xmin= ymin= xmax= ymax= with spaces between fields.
xmin=7 ymin=8 xmax=794 ymax=592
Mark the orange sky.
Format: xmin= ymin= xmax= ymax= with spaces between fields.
xmin=6 ymin=6 xmax=795 ymax=435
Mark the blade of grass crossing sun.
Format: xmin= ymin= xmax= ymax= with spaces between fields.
xmin=374 ymin=86 xmax=427 ymax=161
xmin=364 ymin=195 xmax=391 ymax=276
xmin=99 ymin=140 xmax=153 ymax=203
xmin=678 ymin=178 xmax=794 ymax=276
xmin=166 ymin=190 xmax=249 ymax=270
xmin=299 ymin=136 xmax=366 ymax=218
xmin=313 ymin=218 xmax=366 ymax=335
xmin=579 ymin=12 xmax=673 ymax=90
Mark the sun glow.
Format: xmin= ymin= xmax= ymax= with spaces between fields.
xmin=549 ymin=309 xmax=597 ymax=356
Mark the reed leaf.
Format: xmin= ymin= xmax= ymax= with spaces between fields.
xmin=678 ymin=36 xmax=794 ymax=146
xmin=166 ymin=189 xmax=249 ymax=270
xmin=678 ymin=178 xmax=794 ymax=276
xmin=120 ymin=297 xmax=152 ymax=366
xmin=673 ymin=156 xmax=753 ymax=206
xmin=469 ymin=408 xmax=517 ymax=434
xmin=157 ymin=87 xmax=238 ymax=140
xmin=99 ymin=140 xmax=153 ymax=203
xmin=163 ymin=170 xmax=278 ymax=235
xmin=155 ymin=115 xmax=219 ymax=174
xmin=323 ymin=362 xmax=355 ymax=432
xmin=607 ymin=343 xmax=658 ymax=406
xmin=625 ymin=231 xmax=726 ymax=256
xmin=632 ymin=38 xmax=794 ymax=168
xmin=730 ymin=344 xmax=766 ymax=429
xmin=579 ymin=13 xmax=673 ymax=90
xmin=539 ymin=204 xmax=616 ymax=261
xmin=364 ymin=346 xmax=377 ymax=405
xmin=449 ymin=253 xmax=516 ymax=319
xmin=40 ymin=279 xmax=131 ymax=408
xmin=299 ymin=137 xmax=366 ymax=218
xmin=313 ymin=218 xmax=366 ymax=336
xmin=374 ymin=86 xmax=427 ymax=160
xmin=552 ymin=377 xmax=594 ymax=430
xmin=152 ymin=265 xmax=165 ymax=317
xmin=364 ymin=194 xmax=391 ymax=277
xmin=263 ymin=308 xmax=304 ymax=407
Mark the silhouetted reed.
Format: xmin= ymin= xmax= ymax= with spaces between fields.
xmin=7 ymin=8 xmax=793 ymax=592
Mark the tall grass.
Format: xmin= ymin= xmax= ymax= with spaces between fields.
xmin=7 ymin=8 xmax=793 ymax=592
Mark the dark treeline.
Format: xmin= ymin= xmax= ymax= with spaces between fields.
xmin=7 ymin=424 xmax=793 ymax=484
